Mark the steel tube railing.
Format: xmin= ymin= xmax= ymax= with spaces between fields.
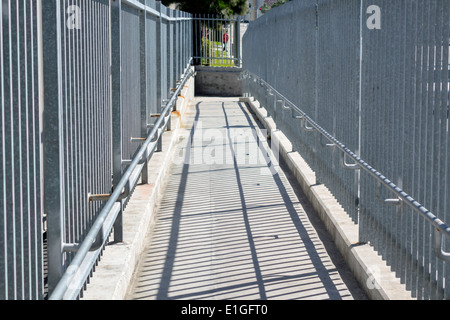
xmin=241 ymin=70 xmax=450 ymax=261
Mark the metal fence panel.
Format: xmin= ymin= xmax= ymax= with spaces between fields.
xmin=243 ymin=0 xmax=360 ymax=221
xmin=0 ymin=0 xmax=192 ymax=299
xmin=0 ymin=0 xmax=43 ymax=300
xmin=243 ymin=0 xmax=450 ymax=299
xmin=44 ymin=0 xmax=194 ymax=300
xmin=315 ymin=0 xmax=360 ymax=223
xmin=360 ymin=0 xmax=450 ymax=300
xmin=243 ymin=0 xmax=319 ymax=179
xmin=121 ymin=4 xmax=141 ymax=161
xmin=42 ymin=0 xmax=113 ymax=295
xmin=145 ymin=0 xmax=158 ymax=120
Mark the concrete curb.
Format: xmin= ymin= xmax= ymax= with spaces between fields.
xmin=82 ymin=74 xmax=195 ymax=300
xmin=240 ymin=96 xmax=414 ymax=300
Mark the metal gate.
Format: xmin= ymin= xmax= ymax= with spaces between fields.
xmin=192 ymin=14 xmax=242 ymax=67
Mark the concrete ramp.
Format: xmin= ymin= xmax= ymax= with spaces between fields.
xmin=125 ymin=97 xmax=367 ymax=300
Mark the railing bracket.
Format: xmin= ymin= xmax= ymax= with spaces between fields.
xmin=434 ymin=228 xmax=450 ymax=262
xmin=339 ymin=151 xmax=360 ymax=170
xmin=302 ymin=118 xmax=315 ymax=132
xmin=88 ymin=179 xmax=131 ymax=203
xmin=291 ymin=109 xmax=303 ymax=119
xmin=376 ymin=181 xmax=402 ymax=205
xmin=131 ymin=137 xmax=146 ymax=142
xmin=319 ymin=134 xmax=335 ymax=148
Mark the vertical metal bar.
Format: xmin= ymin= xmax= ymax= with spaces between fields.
xmin=181 ymin=11 xmax=184 ymax=70
xmin=168 ymin=9 xmax=173 ymax=93
xmin=416 ymin=0 xmax=427 ymax=299
xmin=402 ymin=0 xmax=415 ymax=295
xmin=22 ymin=0 xmax=31 ymax=299
xmin=111 ymin=0 xmax=123 ymax=243
xmin=236 ymin=16 xmax=241 ymax=67
xmin=208 ymin=14 xmax=211 ymax=66
xmin=390 ymin=0 xmax=401 ymax=277
xmin=422 ymin=0 xmax=433 ymax=299
xmin=175 ymin=10 xmax=180 ymax=81
xmin=441 ymin=0 xmax=450 ymax=300
xmin=429 ymin=0 xmax=438 ymax=299
xmin=73 ymin=0 xmax=81 ymax=250
xmin=140 ymin=5 xmax=148 ymax=184
xmin=146 ymin=0 xmax=157 ymax=123
xmin=433 ymin=0 xmax=446 ymax=299
xmin=181 ymin=11 xmax=185 ymax=70
xmin=31 ymin=0 xmax=44 ymax=299
xmin=12 ymin=0 xmax=23 ymax=299
xmin=166 ymin=9 xmax=173 ymax=131
xmin=412 ymin=0 xmax=424 ymax=298
xmin=155 ymin=1 xmax=162 ymax=152
xmin=407 ymin=0 xmax=419 ymax=297
xmin=0 ymin=0 xmax=6 ymax=299
xmin=6 ymin=0 xmax=16 ymax=298
xmin=41 ymin=0 xmax=65 ymax=296
xmin=35 ymin=0 xmax=44 ymax=299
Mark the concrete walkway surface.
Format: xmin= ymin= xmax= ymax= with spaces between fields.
xmin=125 ymin=97 xmax=368 ymax=300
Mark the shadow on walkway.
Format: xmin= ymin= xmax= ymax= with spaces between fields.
xmin=127 ymin=97 xmax=367 ymax=300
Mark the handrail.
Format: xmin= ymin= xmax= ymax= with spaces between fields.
xmin=240 ymin=69 xmax=450 ymax=261
xmin=49 ymin=67 xmax=194 ymax=300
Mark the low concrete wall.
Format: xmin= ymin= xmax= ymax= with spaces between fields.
xmin=194 ymin=66 xmax=242 ymax=97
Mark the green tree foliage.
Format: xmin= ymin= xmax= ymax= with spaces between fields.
xmin=162 ymin=0 xmax=248 ymax=16
xmin=260 ymin=0 xmax=290 ymax=13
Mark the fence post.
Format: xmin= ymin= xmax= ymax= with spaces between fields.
xmin=168 ymin=9 xmax=174 ymax=93
xmin=235 ymin=16 xmax=241 ymax=67
xmin=140 ymin=3 xmax=149 ymax=184
xmin=155 ymin=1 xmax=164 ymax=152
xmin=41 ymin=0 xmax=65 ymax=295
xmin=192 ymin=15 xmax=200 ymax=65
xmin=166 ymin=9 xmax=173 ymax=131
xmin=111 ymin=0 xmax=123 ymax=243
